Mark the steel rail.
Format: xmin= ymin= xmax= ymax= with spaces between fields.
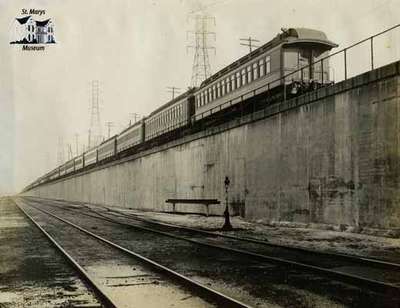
xmin=23 ymin=197 xmax=400 ymax=297
xmin=98 ymin=204 xmax=400 ymax=270
xmin=19 ymin=200 xmax=253 ymax=308
xmin=36 ymin=197 xmax=400 ymax=271
xmin=14 ymin=200 xmax=118 ymax=308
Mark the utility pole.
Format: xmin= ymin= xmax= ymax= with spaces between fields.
xmin=187 ymin=13 xmax=216 ymax=87
xmin=240 ymin=36 xmax=260 ymax=53
xmin=105 ymin=121 xmax=114 ymax=139
xmin=88 ymin=129 xmax=91 ymax=149
xmin=166 ymin=86 xmax=181 ymax=100
xmin=67 ymin=144 xmax=73 ymax=160
xmin=129 ymin=113 xmax=140 ymax=126
xmin=74 ymin=134 xmax=79 ymax=156
xmin=57 ymin=136 xmax=65 ymax=165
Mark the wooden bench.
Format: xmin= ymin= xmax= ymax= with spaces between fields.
xmin=165 ymin=199 xmax=221 ymax=216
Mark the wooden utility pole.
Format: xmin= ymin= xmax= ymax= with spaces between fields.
xmin=167 ymin=86 xmax=181 ymax=100
xmin=240 ymin=37 xmax=260 ymax=53
xmin=105 ymin=121 xmax=114 ymax=139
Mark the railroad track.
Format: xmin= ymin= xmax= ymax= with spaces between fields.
xmin=15 ymin=199 xmax=250 ymax=308
xmin=89 ymin=202 xmax=400 ymax=269
xmin=19 ymin=197 xmax=400 ymax=307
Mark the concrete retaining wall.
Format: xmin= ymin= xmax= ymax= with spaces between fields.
xmin=25 ymin=61 xmax=400 ymax=230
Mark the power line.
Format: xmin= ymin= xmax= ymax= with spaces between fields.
xmin=240 ymin=36 xmax=260 ymax=53
xmin=166 ymin=86 xmax=181 ymax=99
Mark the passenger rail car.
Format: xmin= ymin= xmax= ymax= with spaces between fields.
xmin=65 ymin=159 xmax=75 ymax=174
xmin=27 ymin=28 xmax=337 ymax=190
xmin=84 ymin=147 xmax=98 ymax=167
xmin=144 ymin=89 xmax=195 ymax=141
xmin=192 ymin=28 xmax=337 ymax=121
xmin=117 ymin=121 xmax=144 ymax=153
xmin=49 ymin=169 xmax=59 ymax=180
xmin=98 ymin=136 xmax=117 ymax=161
xmin=75 ymin=155 xmax=84 ymax=170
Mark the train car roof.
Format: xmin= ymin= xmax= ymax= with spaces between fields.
xmin=148 ymin=88 xmax=196 ymax=118
xmin=200 ymin=27 xmax=338 ymax=88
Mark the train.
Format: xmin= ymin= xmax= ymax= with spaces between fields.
xmin=26 ymin=28 xmax=337 ymax=190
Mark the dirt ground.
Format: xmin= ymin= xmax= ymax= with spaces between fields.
xmin=0 ymin=197 xmax=100 ymax=307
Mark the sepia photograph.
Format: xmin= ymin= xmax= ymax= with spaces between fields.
xmin=1 ymin=0 xmax=400 ymax=307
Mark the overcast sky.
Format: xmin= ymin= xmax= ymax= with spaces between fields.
xmin=0 ymin=0 xmax=399 ymax=194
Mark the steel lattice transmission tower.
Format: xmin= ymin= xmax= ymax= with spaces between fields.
xmin=89 ymin=80 xmax=103 ymax=148
xmin=187 ymin=13 xmax=216 ymax=87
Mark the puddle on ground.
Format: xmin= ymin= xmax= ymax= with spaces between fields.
xmin=86 ymin=261 xmax=215 ymax=308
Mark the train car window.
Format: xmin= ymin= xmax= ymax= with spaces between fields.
xmin=259 ymin=58 xmax=265 ymax=77
xmin=236 ymin=71 xmax=241 ymax=88
xmin=284 ymin=50 xmax=298 ymax=69
xmin=226 ymin=77 xmax=230 ymax=93
xmin=253 ymin=63 xmax=258 ymax=80
xmin=231 ymin=75 xmax=236 ymax=91
xmin=299 ymin=49 xmax=310 ymax=67
xmin=212 ymin=85 xmax=216 ymax=100
xmin=221 ymin=80 xmax=225 ymax=96
xmin=266 ymin=56 xmax=271 ymax=74
xmin=241 ymin=68 xmax=246 ymax=86
xmin=247 ymin=66 xmax=252 ymax=83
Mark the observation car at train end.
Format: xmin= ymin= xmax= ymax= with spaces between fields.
xmin=192 ymin=27 xmax=338 ymax=121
